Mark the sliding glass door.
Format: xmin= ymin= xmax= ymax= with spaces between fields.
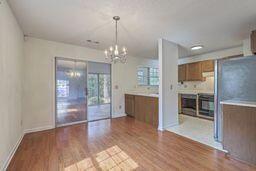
xmin=55 ymin=58 xmax=88 ymax=127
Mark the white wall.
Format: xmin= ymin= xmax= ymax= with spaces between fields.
xmin=178 ymin=46 xmax=243 ymax=64
xmin=243 ymin=38 xmax=253 ymax=56
xmin=158 ymin=39 xmax=178 ymax=130
xmin=0 ymin=0 xmax=24 ymax=170
xmin=23 ymin=37 xmax=158 ymax=131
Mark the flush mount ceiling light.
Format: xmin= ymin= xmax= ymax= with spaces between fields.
xmin=104 ymin=16 xmax=127 ymax=63
xmin=191 ymin=45 xmax=204 ymax=51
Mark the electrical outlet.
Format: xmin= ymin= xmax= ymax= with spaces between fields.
xmin=20 ymin=119 xmax=23 ymax=126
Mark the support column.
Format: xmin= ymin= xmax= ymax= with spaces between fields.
xmin=158 ymin=39 xmax=179 ymax=131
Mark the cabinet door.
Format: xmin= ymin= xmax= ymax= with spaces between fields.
xmin=152 ymin=98 xmax=159 ymax=127
xmin=125 ymin=94 xmax=135 ymax=116
xmin=186 ymin=62 xmax=204 ymax=81
xmin=178 ymin=64 xmax=187 ymax=82
xmin=144 ymin=97 xmax=152 ymax=125
xmin=134 ymin=96 xmax=145 ymax=122
xmin=201 ymin=60 xmax=214 ymax=72
xmin=251 ymin=30 xmax=256 ymax=54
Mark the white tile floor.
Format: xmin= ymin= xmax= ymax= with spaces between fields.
xmin=166 ymin=114 xmax=223 ymax=151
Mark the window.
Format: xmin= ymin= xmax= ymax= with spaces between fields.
xmin=137 ymin=67 xmax=159 ymax=86
xmin=149 ymin=68 xmax=159 ymax=86
xmin=137 ymin=67 xmax=149 ymax=85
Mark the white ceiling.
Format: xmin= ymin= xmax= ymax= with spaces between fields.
xmin=8 ymin=0 xmax=256 ymax=58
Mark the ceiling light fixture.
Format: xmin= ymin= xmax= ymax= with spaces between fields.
xmin=191 ymin=45 xmax=203 ymax=51
xmin=104 ymin=16 xmax=127 ymax=63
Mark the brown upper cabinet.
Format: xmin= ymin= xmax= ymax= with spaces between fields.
xmin=251 ymin=30 xmax=256 ymax=54
xmin=178 ymin=60 xmax=214 ymax=82
xmin=201 ymin=60 xmax=214 ymax=72
xmin=178 ymin=64 xmax=186 ymax=82
xmin=186 ymin=62 xmax=204 ymax=81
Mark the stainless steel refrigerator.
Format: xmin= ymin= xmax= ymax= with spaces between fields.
xmin=214 ymin=55 xmax=256 ymax=142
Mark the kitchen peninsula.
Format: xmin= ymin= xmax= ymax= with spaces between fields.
xmin=125 ymin=93 xmax=158 ymax=127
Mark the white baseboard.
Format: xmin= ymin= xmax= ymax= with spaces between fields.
xmin=2 ymin=125 xmax=54 ymax=170
xmin=112 ymin=113 xmax=127 ymax=118
xmin=158 ymin=127 xmax=164 ymax=131
xmin=164 ymin=123 xmax=179 ymax=130
xmin=158 ymin=123 xmax=178 ymax=131
xmin=2 ymin=133 xmax=24 ymax=171
xmin=23 ymin=125 xmax=54 ymax=134
xmin=2 ymin=125 xmax=55 ymax=170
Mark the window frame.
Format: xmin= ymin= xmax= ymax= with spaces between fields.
xmin=137 ymin=67 xmax=159 ymax=86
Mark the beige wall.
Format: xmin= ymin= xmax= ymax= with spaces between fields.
xmin=23 ymin=37 xmax=158 ymax=131
xmin=0 ymin=0 xmax=24 ymax=170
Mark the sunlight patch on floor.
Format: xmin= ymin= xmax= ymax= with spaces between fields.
xmin=64 ymin=145 xmax=138 ymax=171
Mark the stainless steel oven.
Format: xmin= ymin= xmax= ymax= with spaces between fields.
xmin=198 ymin=93 xmax=214 ymax=120
xmin=181 ymin=94 xmax=197 ymax=116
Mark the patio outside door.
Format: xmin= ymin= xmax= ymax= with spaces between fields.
xmin=87 ymin=62 xmax=111 ymax=121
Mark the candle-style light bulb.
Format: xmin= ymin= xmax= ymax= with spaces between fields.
xmin=114 ymin=49 xmax=119 ymax=56
xmin=104 ymin=50 xmax=108 ymax=55
xmin=109 ymin=46 xmax=113 ymax=51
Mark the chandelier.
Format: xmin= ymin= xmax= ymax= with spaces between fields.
xmin=104 ymin=16 xmax=127 ymax=63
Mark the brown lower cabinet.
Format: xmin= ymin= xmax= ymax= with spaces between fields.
xmin=125 ymin=94 xmax=158 ymax=127
xmin=125 ymin=94 xmax=135 ymax=117
xmin=223 ymin=104 xmax=256 ymax=165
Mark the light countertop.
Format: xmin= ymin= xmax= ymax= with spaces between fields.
xmin=178 ymin=90 xmax=214 ymax=95
xmin=220 ymin=100 xmax=256 ymax=108
xmin=126 ymin=90 xmax=214 ymax=98
xmin=125 ymin=92 xmax=158 ymax=98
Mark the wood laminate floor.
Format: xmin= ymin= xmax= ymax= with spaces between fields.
xmin=7 ymin=117 xmax=255 ymax=171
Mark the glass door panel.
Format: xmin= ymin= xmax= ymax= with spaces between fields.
xmin=56 ymin=58 xmax=87 ymax=126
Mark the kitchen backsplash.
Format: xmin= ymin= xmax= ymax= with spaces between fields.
xmin=128 ymin=85 xmax=159 ymax=94
xmin=127 ymin=76 xmax=214 ymax=94
xmin=178 ymin=76 xmax=214 ymax=92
